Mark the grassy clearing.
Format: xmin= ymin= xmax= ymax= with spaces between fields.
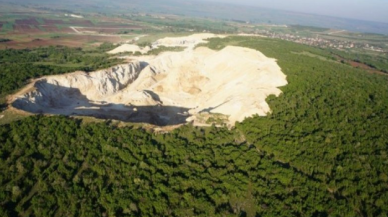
xmin=291 ymin=51 xmax=338 ymax=63
xmin=1 ymin=22 xmax=13 ymax=33
xmin=36 ymin=17 xmax=44 ymax=24
xmin=136 ymin=32 xmax=197 ymax=45
xmin=145 ymin=46 xmax=185 ymax=55
xmin=289 ymin=25 xmax=330 ymax=32
xmin=75 ymin=116 xmax=109 ymax=125
xmin=34 ymin=25 xmax=45 ymax=31
xmin=32 ymin=62 xmax=84 ymax=68
xmin=75 ymin=115 xmax=147 ymax=129
xmin=38 ymin=33 xmax=67 ymax=39
xmin=0 ymin=109 xmax=32 ymax=125
xmin=0 ymin=38 xmax=11 ymax=43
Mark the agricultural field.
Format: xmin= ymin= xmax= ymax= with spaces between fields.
xmin=0 ymin=2 xmax=255 ymax=50
xmin=0 ymin=4 xmax=154 ymax=49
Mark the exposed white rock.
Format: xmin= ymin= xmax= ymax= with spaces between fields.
xmin=153 ymin=33 xmax=226 ymax=50
xmin=108 ymin=44 xmax=151 ymax=55
xmin=65 ymin=14 xmax=84 ymax=19
xmin=12 ymin=43 xmax=287 ymax=126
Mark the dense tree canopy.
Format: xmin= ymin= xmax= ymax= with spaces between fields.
xmin=0 ymin=37 xmax=388 ymax=216
xmin=0 ymin=45 xmax=122 ymax=99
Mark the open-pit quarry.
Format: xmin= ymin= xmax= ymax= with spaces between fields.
xmin=11 ymin=34 xmax=288 ymax=127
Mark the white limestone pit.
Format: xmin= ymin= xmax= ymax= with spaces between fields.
xmin=11 ymin=34 xmax=288 ymax=127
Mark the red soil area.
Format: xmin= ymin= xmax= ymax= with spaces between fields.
xmin=348 ymin=60 xmax=386 ymax=75
xmin=78 ymin=27 xmax=114 ymax=34
xmin=69 ymin=19 xmax=94 ymax=26
xmin=0 ymin=35 xmax=125 ymax=49
xmin=0 ymin=15 xmax=144 ymax=49
xmin=0 ymin=39 xmax=49 ymax=49
xmin=79 ymin=27 xmax=140 ymax=34
xmin=66 ymin=35 xmax=124 ymax=44
xmin=43 ymin=19 xmax=94 ymax=26
xmin=15 ymin=22 xmax=72 ymax=34
xmin=335 ymin=55 xmax=387 ymax=76
xmin=98 ymin=18 xmax=128 ymax=23
xmin=15 ymin=18 xmax=40 ymax=26
xmin=97 ymin=25 xmax=143 ymax=30
xmin=0 ymin=21 xmax=5 ymax=31
xmin=39 ymin=25 xmax=59 ymax=32
xmin=97 ymin=22 xmax=142 ymax=28
xmin=60 ymin=27 xmax=76 ymax=33
xmin=0 ymin=38 xmax=81 ymax=49
xmin=13 ymin=25 xmax=43 ymax=34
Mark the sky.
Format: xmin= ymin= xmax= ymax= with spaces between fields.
xmin=205 ymin=0 xmax=388 ymax=23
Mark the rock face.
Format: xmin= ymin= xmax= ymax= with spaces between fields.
xmin=153 ymin=33 xmax=225 ymax=48
xmin=12 ymin=46 xmax=287 ymax=126
xmin=107 ymin=44 xmax=150 ymax=54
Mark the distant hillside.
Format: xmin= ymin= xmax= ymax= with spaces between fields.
xmin=128 ymin=0 xmax=388 ymax=35
xmin=1 ymin=0 xmax=388 ymax=35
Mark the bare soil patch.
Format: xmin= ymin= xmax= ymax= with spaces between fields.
xmin=0 ymin=35 xmax=126 ymax=49
xmin=13 ymin=24 xmax=43 ymax=34
xmin=68 ymin=19 xmax=94 ymax=26
xmin=15 ymin=18 xmax=40 ymax=26
xmin=42 ymin=19 xmax=65 ymax=25
xmin=80 ymin=26 xmax=142 ymax=34
xmin=40 ymin=25 xmax=59 ymax=32
xmin=335 ymin=55 xmax=387 ymax=75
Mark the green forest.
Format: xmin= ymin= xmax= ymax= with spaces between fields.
xmin=0 ymin=36 xmax=388 ymax=216
xmin=328 ymin=48 xmax=388 ymax=73
xmin=0 ymin=45 xmax=122 ymax=107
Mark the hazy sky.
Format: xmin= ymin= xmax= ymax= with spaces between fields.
xmin=205 ymin=0 xmax=388 ymax=23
